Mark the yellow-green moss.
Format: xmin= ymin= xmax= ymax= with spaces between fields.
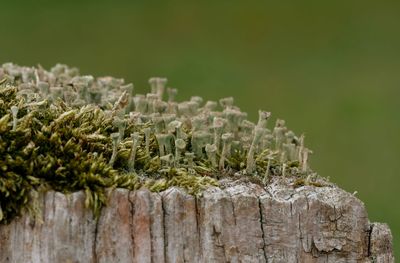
xmin=0 ymin=63 xmax=318 ymax=224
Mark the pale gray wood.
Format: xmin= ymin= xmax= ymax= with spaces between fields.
xmin=0 ymin=178 xmax=394 ymax=263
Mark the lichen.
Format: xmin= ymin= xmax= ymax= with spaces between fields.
xmin=0 ymin=63 xmax=320 ymax=223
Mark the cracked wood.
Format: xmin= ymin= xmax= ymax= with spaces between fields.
xmin=0 ymin=178 xmax=394 ymax=263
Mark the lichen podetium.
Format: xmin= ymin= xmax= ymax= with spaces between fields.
xmin=0 ymin=63 xmax=322 ymax=224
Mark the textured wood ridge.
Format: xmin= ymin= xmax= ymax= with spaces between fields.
xmin=0 ymin=178 xmax=394 ymax=263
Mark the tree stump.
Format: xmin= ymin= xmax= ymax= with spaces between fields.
xmin=0 ymin=177 xmax=394 ymax=263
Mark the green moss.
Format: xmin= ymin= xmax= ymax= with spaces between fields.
xmin=0 ymin=63 xmax=318 ymax=224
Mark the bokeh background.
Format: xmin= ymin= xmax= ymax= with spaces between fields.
xmin=1 ymin=0 xmax=399 ymax=256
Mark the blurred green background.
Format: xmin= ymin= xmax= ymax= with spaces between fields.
xmin=1 ymin=0 xmax=399 ymax=256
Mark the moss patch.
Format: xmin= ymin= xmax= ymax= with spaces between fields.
xmin=0 ymin=63 xmax=320 ymax=223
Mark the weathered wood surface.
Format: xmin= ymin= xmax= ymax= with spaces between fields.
xmin=0 ymin=178 xmax=394 ymax=263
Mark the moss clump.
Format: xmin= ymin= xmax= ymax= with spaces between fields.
xmin=0 ymin=63 xmax=319 ymax=223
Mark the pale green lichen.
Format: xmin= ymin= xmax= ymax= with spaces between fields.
xmin=0 ymin=63 xmax=320 ymax=223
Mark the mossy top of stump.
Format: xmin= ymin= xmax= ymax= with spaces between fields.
xmin=0 ymin=63 xmax=394 ymax=262
xmin=1 ymin=63 xmax=323 ymax=223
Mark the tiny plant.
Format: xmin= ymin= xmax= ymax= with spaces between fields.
xmin=0 ymin=63 xmax=319 ymax=224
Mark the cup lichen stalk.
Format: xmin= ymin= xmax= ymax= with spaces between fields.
xmin=109 ymin=132 xmax=120 ymax=167
xmin=205 ymin=144 xmax=218 ymax=168
xmin=174 ymin=138 xmax=186 ymax=167
xmin=219 ymin=133 xmax=234 ymax=170
xmin=10 ymin=105 xmax=18 ymax=131
xmin=246 ymin=111 xmax=271 ymax=173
